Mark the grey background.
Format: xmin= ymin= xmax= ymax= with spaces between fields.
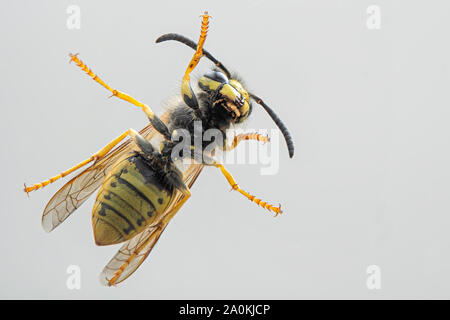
xmin=1 ymin=0 xmax=449 ymax=299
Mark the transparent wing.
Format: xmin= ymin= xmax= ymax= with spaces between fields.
xmin=42 ymin=113 xmax=168 ymax=232
xmin=99 ymin=163 xmax=204 ymax=286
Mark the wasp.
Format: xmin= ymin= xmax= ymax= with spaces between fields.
xmin=24 ymin=12 xmax=294 ymax=286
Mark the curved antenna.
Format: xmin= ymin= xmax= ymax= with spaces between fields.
xmin=156 ymin=33 xmax=231 ymax=78
xmin=156 ymin=33 xmax=294 ymax=158
xmin=250 ymin=94 xmax=295 ymax=158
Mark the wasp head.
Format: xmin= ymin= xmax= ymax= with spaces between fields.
xmin=198 ymin=69 xmax=252 ymax=123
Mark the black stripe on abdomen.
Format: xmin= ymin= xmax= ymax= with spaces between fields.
xmin=116 ymin=176 xmax=157 ymax=215
xmin=98 ymin=202 xmax=136 ymax=235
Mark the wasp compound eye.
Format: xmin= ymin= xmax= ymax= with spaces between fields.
xmin=204 ymin=70 xmax=228 ymax=84
xmin=198 ymin=74 xmax=225 ymax=92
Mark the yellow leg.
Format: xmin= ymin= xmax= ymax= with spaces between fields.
xmin=69 ymin=53 xmax=171 ymax=139
xmin=69 ymin=53 xmax=157 ymax=122
xmin=183 ymin=11 xmax=210 ymax=82
xmin=24 ymin=129 xmax=140 ymax=194
xmin=224 ymin=132 xmax=270 ymax=151
xmin=206 ymin=159 xmax=282 ymax=216
xmin=181 ymin=12 xmax=211 ymax=114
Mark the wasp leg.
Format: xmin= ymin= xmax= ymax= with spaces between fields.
xmin=201 ymin=155 xmax=282 ymax=216
xmin=69 ymin=53 xmax=171 ymax=140
xmin=181 ymin=11 xmax=211 ymax=119
xmin=223 ymin=132 xmax=270 ymax=151
xmin=25 ymin=129 xmax=145 ymax=194
xmin=156 ymin=33 xmax=231 ymax=79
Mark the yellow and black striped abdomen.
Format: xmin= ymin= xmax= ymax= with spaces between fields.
xmin=92 ymin=154 xmax=174 ymax=246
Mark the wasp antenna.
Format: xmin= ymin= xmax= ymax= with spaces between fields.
xmin=250 ymin=94 xmax=294 ymax=158
xmin=155 ymin=33 xmax=231 ymax=79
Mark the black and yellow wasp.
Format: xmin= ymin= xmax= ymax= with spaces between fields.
xmin=24 ymin=12 xmax=294 ymax=286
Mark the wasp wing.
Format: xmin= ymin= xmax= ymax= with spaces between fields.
xmin=99 ymin=163 xmax=204 ymax=286
xmin=41 ymin=118 xmax=166 ymax=232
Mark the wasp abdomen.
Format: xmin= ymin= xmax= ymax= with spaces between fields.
xmin=92 ymin=154 xmax=174 ymax=246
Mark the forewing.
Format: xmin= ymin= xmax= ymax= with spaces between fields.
xmin=41 ymin=121 xmax=163 ymax=232
xmin=99 ymin=163 xmax=204 ymax=286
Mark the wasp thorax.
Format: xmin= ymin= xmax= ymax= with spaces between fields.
xmin=198 ymin=70 xmax=252 ymax=123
